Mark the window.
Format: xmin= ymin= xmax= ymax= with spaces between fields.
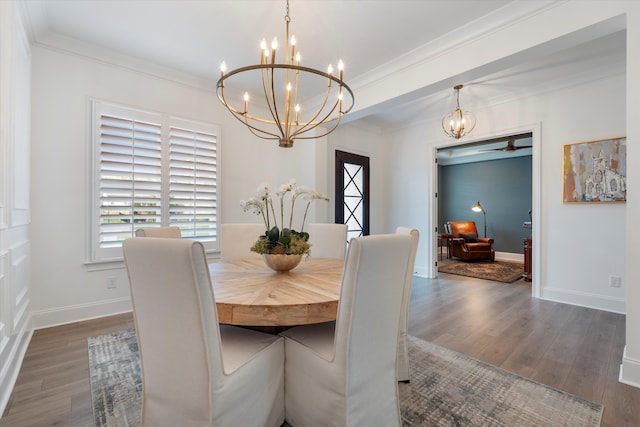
xmin=91 ymin=101 xmax=219 ymax=261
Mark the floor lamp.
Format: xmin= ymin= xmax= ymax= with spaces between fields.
xmin=471 ymin=201 xmax=487 ymax=237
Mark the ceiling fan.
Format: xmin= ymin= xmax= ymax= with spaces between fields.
xmin=481 ymin=138 xmax=532 ymax=152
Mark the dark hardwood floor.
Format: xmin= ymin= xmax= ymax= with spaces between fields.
xmin=409 ymin=271 xmax=640 ymax=427
xmin=2 ymin=270 xmax=639 ymax=426
xmin=1 ymin=313 xmax=135 ymax=426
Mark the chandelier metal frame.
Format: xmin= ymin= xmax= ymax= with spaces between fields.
xmin=216 ymin=0 xmax=354 ymax=148
xmin=442 ymin=84 xmax=476 ymax=139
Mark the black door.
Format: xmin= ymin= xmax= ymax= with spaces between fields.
xmin=335 ymin=150 xmax=370 ymax=240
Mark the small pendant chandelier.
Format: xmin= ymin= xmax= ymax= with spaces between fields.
xmin=216 ymin=0 xmax=354 ymax=148
xmin=442 ymin=84 xmax=475 ymax=139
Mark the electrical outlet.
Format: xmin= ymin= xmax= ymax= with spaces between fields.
xmin=107 ymin=277 xmax=117 ymax=289
xmin=609 ymin=275 xmax=622 ymax=288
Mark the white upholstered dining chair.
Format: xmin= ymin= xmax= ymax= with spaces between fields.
xmin=395 ymin=226 xmax=420 ymax=382
xmin=220 ymin=223 xmax=265 ymax=261
xmin=280 ymin=233 xmax=412 ymax=427
xmin=123 ymin=238 xmax=285 ymax=427
xmin=134 ymin=226 xmax=182 ymax=238
xmin=307 ymin=223 xmax=348 ymax=259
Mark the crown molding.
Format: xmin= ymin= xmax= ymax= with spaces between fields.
xmin=349 ymin=1 xmax=563 ymax=92
xmin=19 ymin=0 xmax=213 ymax=90
xmin=15 ymin=0 xmax=47 ymax=44
xmin=32 ymin=32 xmax=214 ymax=92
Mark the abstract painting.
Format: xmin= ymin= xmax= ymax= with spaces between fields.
xmin=563 ymin=136 xmax=626 ymax=203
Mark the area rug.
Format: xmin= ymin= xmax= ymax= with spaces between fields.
xmin=88 ymin=329 xmax=141 ymax=427
xmin=438 ymin=260 xmax=524 ymax=283
xmin=88 ymin=329 xmax=603 ymax=427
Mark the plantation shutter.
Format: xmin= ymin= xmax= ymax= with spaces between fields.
xmin=91 ymin=101 xmax=220 ymax=262
xmin=98 ymin=112 xmax=162 ymax=253
xmin=168 ymin=120 xmax=218 ymax=242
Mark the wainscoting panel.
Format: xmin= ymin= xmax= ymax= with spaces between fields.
xmin=0 ymin=0 xmax=33 ymax=416
xmin=0 ymin=250 xmax=9 ymax=368
xmin=10 ymin=240 xmax=29 ymax=333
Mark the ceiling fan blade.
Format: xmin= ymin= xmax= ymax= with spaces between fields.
xmin=479 ymin=142 xmax=532 ymax=152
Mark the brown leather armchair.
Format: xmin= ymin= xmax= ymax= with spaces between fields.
xmin=446 ymin=221 xmax=495 ymax=261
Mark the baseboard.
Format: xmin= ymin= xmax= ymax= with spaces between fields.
xmin=415 ymin=265 xmax=429 ymax=277
xmin=620 ymin=347 xmax=640 ymax=389
xmin=0 ymin=327 xmax=33 ymax=417
xmin=31 ymin=297 xmax=133 ymax=330
xmin=495 ymin=251 xmax=524 ymax=263
xmin=541 ymin=286 xmax=625 ymax=314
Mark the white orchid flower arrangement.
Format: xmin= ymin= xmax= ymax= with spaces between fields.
xmin=240 ymin=179 xmax=329 ymax=255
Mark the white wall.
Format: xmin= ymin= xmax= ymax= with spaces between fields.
xmin=386 ymin=122 xmax=436 ymax=276
xmin=327 ymin=122 xmax=390 ymax=235
xmin=534 ymin=76 xmax=625 ymax=312
xmin=29 ymin=45 xmax=322 ymax=328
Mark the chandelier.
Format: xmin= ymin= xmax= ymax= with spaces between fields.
xmin=216 ymin=0 xmax=354 ymax=148
xmin=442 ymin=84 xmax=475 ymax=139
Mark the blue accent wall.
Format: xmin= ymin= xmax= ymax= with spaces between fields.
xmin=438 ymin=156 xmax=532 ymax=253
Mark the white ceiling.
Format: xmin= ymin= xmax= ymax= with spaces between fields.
xmin=23 ymin=0 xmax=511 ymax=83
xmin=20 ymin=0 xmax=626 ymax=134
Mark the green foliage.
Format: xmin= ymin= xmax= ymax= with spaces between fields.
xmin=250 ymin=227 xmax=311 ymax=256
xmin=267 ymin=226 xmax=280 ymax=243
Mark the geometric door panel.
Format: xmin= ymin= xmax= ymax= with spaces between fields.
xmin=335 ymin=150 xmax=369 ymax=241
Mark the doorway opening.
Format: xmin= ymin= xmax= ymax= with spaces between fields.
xmin=432 ymin=126 xmax=540 ymax=298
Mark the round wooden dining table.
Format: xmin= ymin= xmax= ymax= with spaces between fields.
xmin=209 ymin=257 xmax=344 ymax=327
